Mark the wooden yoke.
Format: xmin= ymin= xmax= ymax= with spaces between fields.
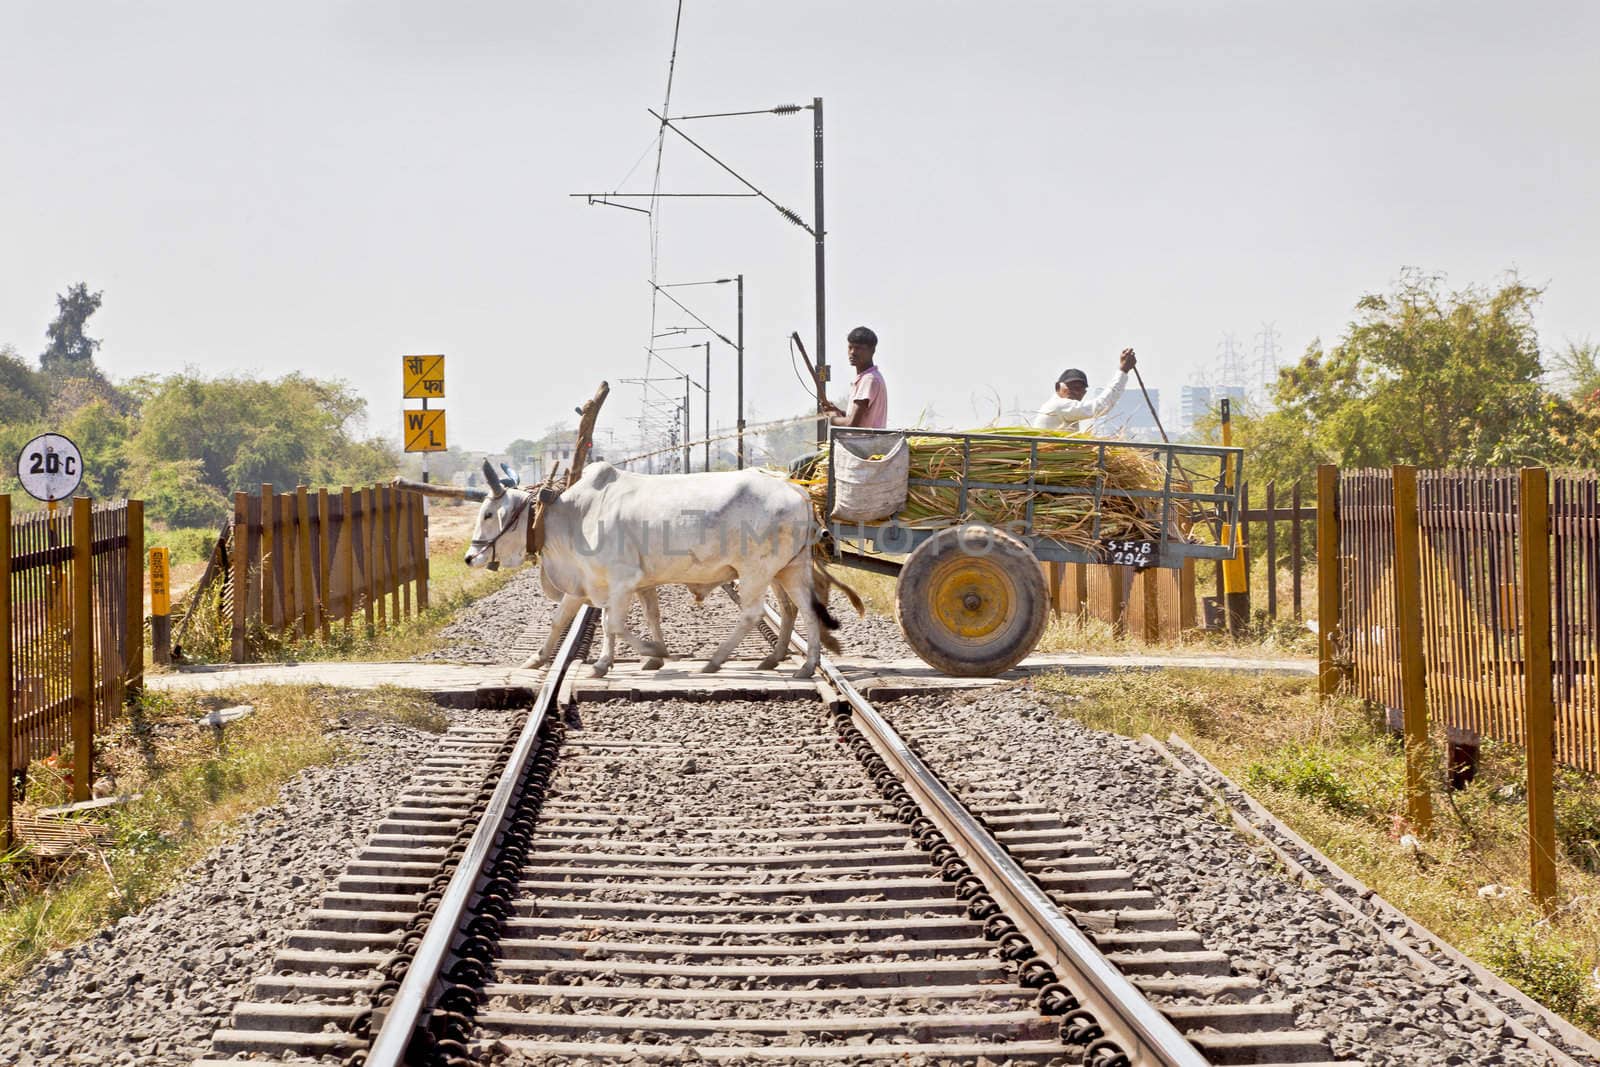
xmin=527 ymin=381 xmax=610 ymax=558
xmin=567 ymin=381 xmax=610 ymax=488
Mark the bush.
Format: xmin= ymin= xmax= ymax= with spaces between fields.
xmin=1556 ymin=768 xmax=1600 ymax=873
xmin=147 ymin=526 xmax=218 ymax=566
xmin=1245 ymin=744 xmax=1367 ymax=818
xmin=1484 ymin=926 xmax=1600 ymax=1027
xmin=134 ymin=459 xmax=229 ymax=528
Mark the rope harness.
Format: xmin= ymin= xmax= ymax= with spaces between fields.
xmin=467 ymin=491 xmax=535 ymax=571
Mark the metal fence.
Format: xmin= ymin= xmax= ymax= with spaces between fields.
xmin=3 ymin=496 xmax=144 ymax=841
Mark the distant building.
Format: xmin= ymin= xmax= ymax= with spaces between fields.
xmin=1178 ymin=385 xmax=1247 ymax=435
xmin=1094 ymin=388 xmax=1162 ymax=441
xmin=527 ymin=437 xmax=604 ymax=484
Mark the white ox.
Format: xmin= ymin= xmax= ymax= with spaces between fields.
xmin=463 ymin=461 xmax=833 ymax=678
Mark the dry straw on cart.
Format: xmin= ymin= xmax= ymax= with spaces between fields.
xmin=798 ymin=427 xmax=1178 ymax=545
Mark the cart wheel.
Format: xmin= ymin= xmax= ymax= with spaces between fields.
xmin=895 ymin=526 xmax=1049 ymax=677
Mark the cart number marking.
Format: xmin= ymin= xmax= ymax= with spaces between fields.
xmin=1102 ymin=539 xmax=1157 ymax=567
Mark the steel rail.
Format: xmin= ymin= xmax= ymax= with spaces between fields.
xmin=364 ymin=604 xmax=596 ymax=1067
xmin=761 ymin=603 xmax=1208 ymax=1067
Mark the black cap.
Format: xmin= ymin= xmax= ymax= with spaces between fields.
xmin=1057 ymin=368 xmax=1088 ymax=386
xmin=846 ymin=326 xmax=878 ymax=347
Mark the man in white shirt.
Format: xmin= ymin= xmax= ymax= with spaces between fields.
xmin=1032 ymin=348 xmax=1138 ymax=433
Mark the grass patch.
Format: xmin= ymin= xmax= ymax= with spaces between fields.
xmin=0 ymin=685 xmax=445 ymax=989
xmin=1033 ymin=668 xmax=1600 ymax=1033
xmin=146 ymin=524 xmax=221 ymax=565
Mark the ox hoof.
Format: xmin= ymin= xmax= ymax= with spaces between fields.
xmin=756 ymin=655 xmax=782 ymax=671
xmin=642 ymin=641 xmax=669 ymax=659
xmin=791 ymin=664 xmax=817 ymax=680
xmin=590 ymin=662 xmax=612 ymax=678
xmin=700 ymin=661 xmax=724 ymax=675
xmin=521 ymin=656 xmax=550 ymax=671
xmin=642 ymin=658 xmax=664 ymax=671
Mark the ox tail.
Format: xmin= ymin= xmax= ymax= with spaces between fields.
xmin=812 ymin=561 xmax=866 ymax=619
xmin=812 ymin=593 xmax=841 ymax=632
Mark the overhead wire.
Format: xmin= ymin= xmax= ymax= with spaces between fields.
xmin=641 ymin=0 xmax=686 ymax=459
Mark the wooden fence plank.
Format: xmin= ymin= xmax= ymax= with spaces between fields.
xmin=1317 ymin=465 xmax=1342 ymax=698
xmin=1521 ymin=467 xmax=1557 ymax=910
xmin=1266 ymin=482 xmax=1278 ymax=620
xmin=125 ymin=499 xmax=144 ymax=697
xmin=1 ymin=494 xmax=12 ymax=846
xmin=1392 ymin=466 xmax=1433 ymax=834
xmin=318 ymin=488 xmax=332 ymax=641
xmin=259 ymin=483 xmax=275 ymax=631
xmin=231 ymin=493 xmax=248 ymax=661
xmin=70 ymin=497 xmax=93 ymax=803
xmin=296 ymin=487 xmax=315 ymax=639
xmin=341 ymin=487 xmax=356 ymax=631
xmin=364 ymin=488 xmax=377 ymax=633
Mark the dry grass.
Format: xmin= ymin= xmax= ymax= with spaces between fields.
xmin=0 ymin=684 xmax=445 ymax=990
xmin=1033 ymin=669 xmax=1600 ymax=1031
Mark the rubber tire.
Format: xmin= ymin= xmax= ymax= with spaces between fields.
xmin=895 ymin=525 xmax=1049 ymax=677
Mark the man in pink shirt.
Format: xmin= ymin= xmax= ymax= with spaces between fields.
xmin=825 ymin=326 xmax=888 ymax=428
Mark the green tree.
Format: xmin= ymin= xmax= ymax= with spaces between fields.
xmin=0 ymin=343 xmax=48 ymax=425
xmin=128 ymin=371 xmax=399 ymax=496
xmin=1236 ymin=271 xmax=1600 ymax=488
xmin=39 ymin=283 xmax=104 ymax=378
xmin=59 ymin=399 xmax=134 ymax=498
xmin=130 ymin=459 xmax=230 ymax=526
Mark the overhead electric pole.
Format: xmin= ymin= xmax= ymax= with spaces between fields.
xmin=813 ymin=97 xmax=827 ymax=447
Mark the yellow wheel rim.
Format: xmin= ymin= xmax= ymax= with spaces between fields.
xmin=928 ymin=556 xmax=1017 ymax=642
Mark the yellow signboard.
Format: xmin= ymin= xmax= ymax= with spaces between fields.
xmin=402 ymin=354 xmax=445 ymax=399
xmin=404 ymin=409 xmax=447 ymax=452
xmin=149 ymin=547 xmax=171 ymax=616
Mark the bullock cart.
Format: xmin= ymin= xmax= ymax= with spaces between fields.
xmin=811 ymin=427 xmax=1244 ymax=676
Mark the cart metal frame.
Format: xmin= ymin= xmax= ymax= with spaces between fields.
xmin=823 ymin=427 xmax=1245 ymax=570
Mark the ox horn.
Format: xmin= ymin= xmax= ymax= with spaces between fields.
xmin=482 ymin=460 xmax=505 ymax=499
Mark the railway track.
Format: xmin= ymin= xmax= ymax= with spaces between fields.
xmin=198 ymin=604 xmax=1344 ymax=1066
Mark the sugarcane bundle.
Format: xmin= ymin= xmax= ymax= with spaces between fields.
xmin=797 ymin=427 xmax=1180 ymax=547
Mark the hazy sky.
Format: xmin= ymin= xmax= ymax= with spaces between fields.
xmin=3 ymin=1 xmax=1596 ymax=456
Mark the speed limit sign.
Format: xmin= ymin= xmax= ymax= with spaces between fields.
xmin=17 ymin=433 xmax=84 ymax=502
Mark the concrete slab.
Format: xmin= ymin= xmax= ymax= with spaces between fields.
xmin=143 ymin=650 xmax=1313 ymax=707
xmin=833 ymin=652 xmax=1313 ymax=700
xmin=566 ymin=662 xmax=817 ymax=704
xmin=146 ymin=662 xmax=546 ymax=708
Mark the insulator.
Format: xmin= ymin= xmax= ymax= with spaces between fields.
xmin=771 ymin=103 xmax=804 ymax=114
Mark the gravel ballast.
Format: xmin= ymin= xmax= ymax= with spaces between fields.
xmin=0 ymin=709 xmax=501 ymax=1067
xmin=421 ymin=561 xmax=914 ymax=667
xmin=880 ymin=686 xmax=1579 ymax=1067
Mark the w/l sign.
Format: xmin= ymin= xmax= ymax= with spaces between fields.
xmin=17 ymin=432 xmax=84 ymax=501
xmin=404 ymin=409 xmax=447 ymax=452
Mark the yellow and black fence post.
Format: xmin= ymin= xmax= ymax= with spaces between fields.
xmin=1220 ymin=400 xmax=1249 ymax=634
xmin=149 ymin=545 xmax=172 ymax=665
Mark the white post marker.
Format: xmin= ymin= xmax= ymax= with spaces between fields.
xmin=17 ymin=433 xmax=85 ymax=502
